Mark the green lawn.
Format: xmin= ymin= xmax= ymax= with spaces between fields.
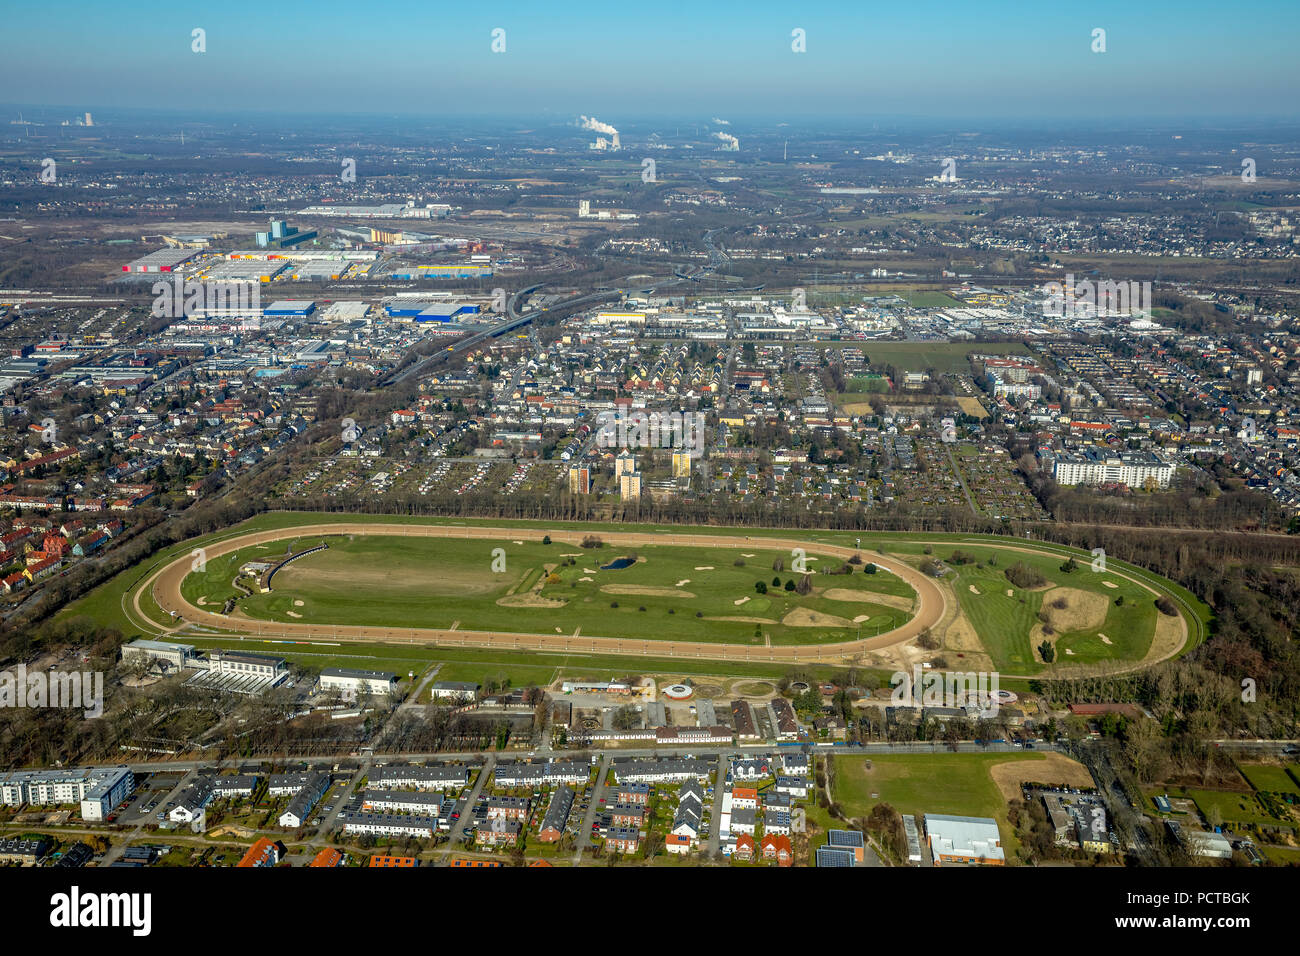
xmin=1186 ymin=788 xmax=1288 ymax=827
xmin=889 ymin=542 xmax=1157 ymax=673
xmin=199 ymin=536 xmax=914 ymax=647
xmin=179 ymin=635 xmax=890 ymax=687
xmin=1238 ymin=763 xmax=1300 ymax=796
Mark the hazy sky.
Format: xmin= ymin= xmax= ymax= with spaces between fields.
xmin=3 ymin=0 xmax=1298 ymax=122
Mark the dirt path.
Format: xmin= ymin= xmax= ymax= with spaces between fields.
xmin=139 ymin=523 xmax=948 ymax=666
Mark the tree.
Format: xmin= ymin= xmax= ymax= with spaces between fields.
xmin=1039 ymin=640 xmax=1056 ymax=663
xmin=755 ymin=580 xmax=768 ymax=594
xmin=612 ymin=705 xmax=641 ymax=730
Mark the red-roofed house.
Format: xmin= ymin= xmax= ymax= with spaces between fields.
xmin=236 ymin=838 xmax=284 ymax=868
xmin=734 ymin=833 xmax=755 ymax=862
xmin=762 ymin=834 xmax=794 ymax=867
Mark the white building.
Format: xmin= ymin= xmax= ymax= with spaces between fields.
xmin=339 ymin=811 xmax=436 ymax=839
xmin=121 ymin=638 xmax=195 ymax=672
xmin=1053 ymin=450 xmax=1174 ymax=489
xmin=319 ymin=667 xmax=397 ymax=698
xmin=925 ymin=814 xmax=1005 ymax=866
xmin=0 ymin=767 xmax=133 ymax=822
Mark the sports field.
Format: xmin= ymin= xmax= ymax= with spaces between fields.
xmin=186 ymin=534 xmax=915 ymax=647
xmin=831 ymin=751 xmax=1094 ymax=863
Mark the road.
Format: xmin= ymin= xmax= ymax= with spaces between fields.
xmin=100 ymin=769 xmax=196 ymax=865
xmin=704 ymin=753 xmax=727 ymax=855
xmin=571 ymin=753 xmax=612 ymax=863
xmin=438 ymin=754 xmax=495 ymax=859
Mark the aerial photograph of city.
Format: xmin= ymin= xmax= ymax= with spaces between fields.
xmin=0 ymin=0 xmax=1295 ymax=933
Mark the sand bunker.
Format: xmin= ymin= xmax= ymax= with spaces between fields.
xmin=676 ymin=579 xmax=691 ymax=587
xmin=1005 ymin=589 xmax=1014 ymax=597
xmin=782 ymin=608 xmax=855 ymax=628
xmin=740 ymin=553 xmax=755 ymax=558
xmin=734 ymin=596 xmax=751 ymax=606
xmin=496 ymin=594 xmax=568 ymax=608
xmin=578 ymin=576 xmax=593 ymax=582
xmin=1102 ymin=581 xmax=1118 ymax=589
xmin=584 ymin=568 xmax=599 ymax=574
xmin=196 ymin=596 xmax=207 ymax=605
xmin=1099 ymin=633 xmax=1113 ymax=645
xmin=968 ymin=585 xmax=981 ymax=594
xmin=294 ymin=600 xmax=305 ymax=607
xmin=601 ymin=584 xmax=697 ymax=598
xmin=1064 ymin=648 xmax=1075 ymax=655
xmin=286 ymin=611 xmax=302 ymax=618
xmin=513 ymin=540 xmax=524 ymax=545
xmin=853 ymin=614 xmax=870 ymax=623
xmin=694 ymin=566 xmax=714 ymax=571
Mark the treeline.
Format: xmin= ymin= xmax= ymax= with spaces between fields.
xmin=1039 ymin=526 xmax=1300 ymax=737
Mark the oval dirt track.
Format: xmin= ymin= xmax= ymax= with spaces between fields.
xmin=145 ymin=523 xmax=947 ymax=664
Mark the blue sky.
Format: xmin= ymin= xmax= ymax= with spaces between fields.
xmin=2 ymin=0 xmax=1297 ymax=121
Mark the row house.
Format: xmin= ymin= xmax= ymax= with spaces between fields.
xmin=484 ymin=796 xmax=530 ymax=822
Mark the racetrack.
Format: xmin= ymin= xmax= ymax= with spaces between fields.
xmin=143 ymin=523 xmax=947 ymax=664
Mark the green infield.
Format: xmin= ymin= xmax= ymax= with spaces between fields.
xmin=189 ymin=535 xmax=915 ymax=647
xmin=884 ymin=541 xmax=1160 ymax=672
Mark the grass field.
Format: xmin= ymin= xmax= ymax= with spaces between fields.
xmin=832 ymin=752 xmax=1061 ymax=862
xmin=1185 ymin=788 xmax=1288 ymax=827
xmin=178 ymin=635 xmax=898 ymax=689
xmin=1238 ymin=763 xmax=1300 ymax=796
xmin=198 ymin=535 xmax=914 ymax=647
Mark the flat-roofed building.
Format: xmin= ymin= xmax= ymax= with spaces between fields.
xmin=121 ymin=638 xmax=195 ymax=672
xmin=0 ymin=767 xmax=133 ymax=822
xmin=924 ymin=814 xmax=1005 ymax=866
xmin=209 ymin=650 xmax=286 ymax=680
xmin=319 ymin=667 xmax=397 ymax=698
xmin=429 ymin=681 xmax=479 ymax=701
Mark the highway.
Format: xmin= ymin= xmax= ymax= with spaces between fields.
xmin=381 ymin=284 xmax=625 ymax=387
